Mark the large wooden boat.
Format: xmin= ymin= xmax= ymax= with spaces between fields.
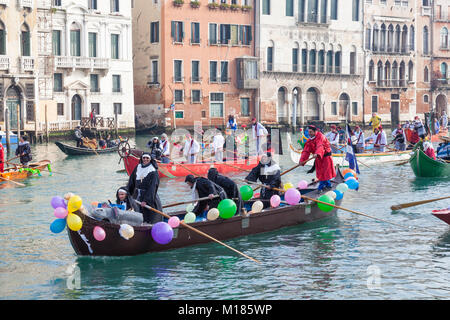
xmin=409 ymin=149 xmax=450 ymax=178
xmin=122 ymin=149 xmax=259 ymax=178
xmin=55 ymin=141 xmax=118 ymax=156
xmin=1 ymin=160 xmax=51 ymax=181
xmin=287 ymin=133 xmax=410 ymax=166
xmin=66 ymin=171 xmax=345 ymax=256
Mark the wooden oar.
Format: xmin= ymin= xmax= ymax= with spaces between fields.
xmin=6 ymin=155 xmax=20 ymax=163
xmin=177 ymin=162 xmax=205 ymax=178
xmin=134 ymin=200 xmax=260 ymax=263
xmin=0 ymin=176 xmax=26 ymax=187
xmin=391 ymin=195 xmax=450 ymax=211
xmin=162 ymin=195 xmax=219 ymax=209
xmin=221 ymin=162 xmax=251 ymax=173
xmin=395 ymin=159 xmax=410 ymax=166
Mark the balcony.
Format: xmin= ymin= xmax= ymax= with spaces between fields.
xmin=297 ymin=14 xmax=330 ymax=26
xmin=375 ymin=79 xmax=409 ymax=89
xmin=422 ymin=6 xmax=431 ymax=16
xmin=0 ymin=56 xmax=10 ymax=70
xmin=18 ymin=0 xmax=33 ymax=8
xmin=54 ymin=56 xmax=110 ymax=71
xmin=263 ymin=63 xmax=363 ymax=76
xmin=20 ymin=56 xmax=34 ymax=72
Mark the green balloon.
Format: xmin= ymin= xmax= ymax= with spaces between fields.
xmin=240 ymin=185 xmax=254 ymax=201
xmin=217 ymin=199 xmax=237 ymax=219
xmin=317 ymin=195 xmax=335 ymax=212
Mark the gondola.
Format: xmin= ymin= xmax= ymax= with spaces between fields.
xmin=432 ymin=208 xmax=450 ymax=225
xmin=66 ymin=170 xmax=345 ymax=256
xmin=409 ymin=149 xmax=450 ymax=178
xmin=1 ymin=160 xmax=51 ymax=181
xmin=55 ymin=141 xmax=118 ymax=156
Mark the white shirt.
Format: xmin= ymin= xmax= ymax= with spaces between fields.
xmin=325 ymin=131 xmax=339 ymax=145
xmin=212 ymin=134 xmax=225 ymax=152
xmin=161 ymin=139 xmax=170 ymax=156
xmin=136 ymin=163 xmax=156 ymax=181
xmin=252 ymin=122 xmax=268 ymax=138
xmin=183 ymin=139 xmax=200 ymax=156
xmin=354 ymin=130 xmax=365 ymax=148
xmin=366 ymin=131 xmax=387 ymax=146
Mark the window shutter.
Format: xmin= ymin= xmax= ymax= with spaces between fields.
xmin=171 ymin=21 xmax=175 ymax=40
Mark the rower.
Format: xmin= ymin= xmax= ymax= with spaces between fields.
xmin=365 ymin=126 xmax=387 ymax=152
xmin=423 ymin=141 xmax=437 ymax=160
xmin=392 ymin=124 xmax=406 ymax=151
xmin=74 ymin=126 xmax=83 ymax=147
xmin=15 ymin=136 xmax=32 ymax=167
xmin=245 ymin=152 xmax=281 ymax=208
xmin=354 ymin=125 xmax=365 ymax=154
xmin=413 ymin=116 xmax=426 ymax=139
xmin=212 ymin=128 xmax=225 ymax=162
xmin=183 ymin=134 xmax=200 ymax=164
xmin=207 ymin=167 xmax=243 ymax=215
xmin=325 ymin=125 xmax=340 ymax=153
xmin=127 ymin=152 xmax=163 ymax=224
xmin=160 ymin=133 xmax=171 ymax=163
xmin=298 ymin=125 xmax=336 ymax=193
xmin=185 ymin=174 xmax=227 ymax=218
xmin=147 ymin=137 xmax=162 ymax=161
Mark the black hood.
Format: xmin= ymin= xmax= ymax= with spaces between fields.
xmin=207 ymin=167 xmax=219 ymax=182
xmin=116 ymin=186 xmax=129 ymax=202
xmin=139 ymin=152 xmax=158 ymax=169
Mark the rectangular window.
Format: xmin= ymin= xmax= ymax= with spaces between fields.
xmin=174 ymin=60 xmax=183 ymax=82
xmin=267 ymin=47 xmax=273 ymax=71
xmin=192 ymin=90 xmax=201 ymax=103
xmin=220 ymin=61 xmax=229 ymax=82
xmin=70 ymin=30 xmax=81 ymax=57
xmin=331 ymin=102 xmax=337 ymax=115
xmin=286 ymin=0 xmax=294 ymax=16
xmin=352 ymin=0 xmax=359 ymax=21
xmin=262 ymin=0 xmax=271 ymax=14
xmin=114 ymin=103 xmax=122 ymax=115
xmin=220 ymin=24 xmax=231 ymax=44
xmin=151 ymin=60 xmax=158 ymax=83
xmin=53 ymin=0 xmax=62 ymax=6
xmin=352 ymin=102 xmax=358 ymax=115
xmin=150 ymin=22 xmax=159 ymax=43
xmin=302 ymin=49 xmax=308 ymax=72
xmin=175 ymin=110 xmax=184 ymax=119
xmin=174 ymin=89 xmax=184 ymax=103
xmin=89 ymin=0 xmax=98 ymax=10
xmin=171 ymin=21 xmax=184 ymax=43
xmin=191 ymin=22 xmax=200 ymax=44
xmin=52 ymin=30 xmax=61 ymax=56
xmin=91 ymin=103 xmax=100 ymax=115
xmin=239 ymin=25 xmax=252 ymax=45
xmin=90 ymin=74 xmax=99 ymax=92
xmin=331 ymin=0 xmax=338 ymax=20
xmin=371 ymin=96 xmax=378 ymax=113
xmin=192 ymin=60 xmax=200 ymax=82
xmin=112 ymin=75 xmax=121 ymax=92
xmin=57 ymin=103 xmax=64 ymax=116
xmin=111 ymin=0 xmax=120 ymax=12
xmin=54 ymin=73 xmax=63 ymax=92
xmin=21 ymin=30 xmax=30 ymax=56
xmin=111 ymin=34 xmax=120 ymax=59
xmin=292 ymin=48 xmax=298 ymax=72
xmin=210 ymin=61 xmax=218 ymax=82
xmin=210 ymin=92 xmax=224 ymax=118
xmin=230 ymin=25 xmax=239 ymax=45
xmin=89 ymin=32 xmax=97 ymax=58
xmin=240 ymin=97 xmax=250 ymax=116
xmin=298 ymin=0 xmax=305 ymax=22
xmin=209 ymin=23 xmax=217 ymax=45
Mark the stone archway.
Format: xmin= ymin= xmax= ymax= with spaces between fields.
xmin=436 ymin=94 xmax=448 ymax=120
xmin=306 ymin=87 xmax=320 ymax=121
xmin=71 ymin=94 xmax=82 ymax=121
xmin=338 ymin=93 xmax=350 ymax=120
xmin=277 ymin=87 xmax=288 ymax=123
xmin=5 ymin=86 xmax=22 ymax=130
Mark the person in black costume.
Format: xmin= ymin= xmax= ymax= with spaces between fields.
xmin=185 ymin=174 xmax=227 ymax=217
xmin=74 ymin=126 xmax=83 ymax=147
xmin=115 ymin=186 xmax=138 ymax=211
xmin=127 ymin=152 xmax=163 ymax=224
xmin=207 ymin=167 xmax=242 ymax=215
xmin=146 ymin=137 xmax=162 ymax=161
xmin=245 ymin=152 xmax=281 ymax=208
xmin=15 ymin=136 xmax=32 ymax=166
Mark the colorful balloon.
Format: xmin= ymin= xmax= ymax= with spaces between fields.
xmin=346 ymin=179 xmax=359 ymax=190
xmin=283 ymin=182 xmax=294 ymax=191
xmin=297 ymin=180 xmax=308 ymax=190
xmin=207 ymin=208 xmax=220 ymax=221
xmin=336 ymin=183 xmax=349 ymax=193
xmin=285 ymin=188 xmax=301 ymax=205
xmin=119 ymin=224 xmax=134 ymax=240
xmin=270 ymin=195 xmax=281 ymax=208
xmin=54 ymin=207 xmax=68 ymax=219
xmin=51 ymin=196 xmax=66 ymax=209
xmin=345 ymin=176 xmax=357 ymax=182
xmin=184 ymin=212 xmax=196 ymax=224
xmin=218 ymin=199 xmax=237 ymax=219
xmin=325 ymin=191 xmax=337 ymax=200
xmin=68 ymin=195 xmax=83 ymax=213
xmin=334 ymin=190 xmax=344 ymax=200
xmin=342 ymin=168 xmax=357 ymax=176
xmin=151 ymin=222 xmax=174 ymax=245
xmin=50 ymin=219 xmax=66 ymax=234
xmin=64 ymin=192 xmax=74 ymax=201
xmin=168 ymin=216 xmax=180 ymax=228
xmin=66 ymin=213 xmax=83 ymax=231
xmin=240 ymin=185 xmax=254 ymax=201
xmin=251 ymin=201 xmax=264 ymax=213
xmin=93 ymin=226 xmax=106 ymax=241
xmin=186 ymin=203 xmax=195 ymax=213
xmin=317 ymin=195 xmax=335 ymax=212
xmin=344 ymin=172 xmax=355 ymax=180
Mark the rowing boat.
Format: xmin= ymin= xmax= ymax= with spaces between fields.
xmin=122 ymin=149 xmax=259 ymax=178
xmin=55 ymin=141 xmax=118 ymax=156
xmin=66 ymin=170 xmax=345 ymax=256
xmin=1 ymin=160 xmax=51 ymax=181
xmin=287 ymin=133 xmax=410 ymax=166
xmin=409 ymin=149 xmax=450 ymax=178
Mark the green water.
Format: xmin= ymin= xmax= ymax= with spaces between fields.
xmin=0 ymin=134 xmax=449 ymax=299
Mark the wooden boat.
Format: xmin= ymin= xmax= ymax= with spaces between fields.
xmin=432 ymin=209 xmax=450 ymax=225
xmin=409 ymin=149 xmax=450 ymax=178
xmin=0 ymin=160 xmax=51 ymax=181
xmin=122 ymin=149 xmax=260 ymax=178
xmin=431 ymin=129 xmax=449 ymax=143
xmin=55 ymin=141 xmax=118 ymax=156
xmin=66 ymin=170 xmax=345 ymax=256
xmin=287 ymin=133 xmax=410 ymax=166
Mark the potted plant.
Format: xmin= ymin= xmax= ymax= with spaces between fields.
xmin=173 ymin=0 xmax=184 ymax=7
xmin=241 ymin=4 xmax=252 ymax=11
xmin=190 ymin=0 xmax=200 ymax=8
xmin=230 ymin=4 xmax=241 ymax=10
xmin=208 ymin=2 xmax=219 ymax=9
xmin=219 ymin=2 xmax=230 ymax=9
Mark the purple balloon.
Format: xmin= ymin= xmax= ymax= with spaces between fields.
xmin=285 ymin=188 xmax=301 ymax=205
xmin=151 ymin=222 xmax=174 ymax=245
xmin=51 ymin=196 xmax=66 ymax=209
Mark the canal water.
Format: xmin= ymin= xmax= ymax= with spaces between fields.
xmin=0 ymin=133 xmax=449 ymax=300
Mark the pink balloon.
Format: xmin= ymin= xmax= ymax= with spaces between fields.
xmin=298 ymin=180 xmax=308 ymax=190
xmin=54 ymin=207 xmax=68 ymax=219
xmin=93 ymin=226 xmax=106 ymax=241
xmin=345 ymin=177 xmax=357 ymax=182
xmin=168 ymin=216 xmax=180 ymax=228
xmin=285 ymin=188 xmax=301 ymax=205
xmin=270 ymin=195 xmax=281 ymax=208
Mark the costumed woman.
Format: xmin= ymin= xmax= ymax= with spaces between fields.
xmin=207 ymin=167 xmax=242 ymax=215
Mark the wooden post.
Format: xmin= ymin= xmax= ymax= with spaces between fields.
xmin=16 ymin=104 xmax=20 ymax=148
xmin=5 ymin=106 xmax=10 ymax=154
xmin=45 ymin=104 xmax=49 ymax=143
xmin=114 ymin=111 xmax=118 ymax=138
xmin=34 ymin=102 xmax=38 ymax=144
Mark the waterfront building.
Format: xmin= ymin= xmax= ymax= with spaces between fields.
xmin=256 ymin=0 xmax=364 ymax=127
xmin=132 ymin=0 xmax=258 ymax=129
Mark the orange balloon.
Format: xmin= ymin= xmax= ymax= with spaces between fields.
xmin=91 ymin=201 xmax=99 ymax=207
xmin=343 ymin=168 xmax=357 ymax=176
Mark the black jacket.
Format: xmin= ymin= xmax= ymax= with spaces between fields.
xmin=15 ymin=142 xmax=32 ymax=164
xmin=115 ymin=186 xmax=138 ymax=211
xmin=191 ymin=177 xmax=227 ymax=215
xmin=245 ymin=161 xmax=281 ymax=206
xmin=208 ymin=168 xmax=242 ymax=215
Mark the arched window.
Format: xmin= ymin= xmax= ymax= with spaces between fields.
xmin=0 ymin=21 xmax=5 ymax=55
xmin=369 ymin=60 xmax=374 ymax=81
xmin=373 ymin=24 xmax=379 ymax=51
xmin=395 ymin=25 xmax=401 ymax=52
xmin=384 ymin=61 xmax=391 ymax=86
xmin=392 ymin=61 xmax=398 ymax=86
xmin=387 ymin=24 xmax=394 ymax=52
xmin=350 ymin=46 xmax=357 ymax=74
xmin=423 ymin=26 xmax=429 ymax=55
xmin=424 ymin=66 xmax=429 ymax=82
xmin=441 ymin=63 xmax=448 ymax=82
xmin=408 ymin=61 xmax=413 ymax=83
xmin=21 ymin=23 xmax=30 ymax=56
xmin=365 ymin=24 xmax=371 ymax=50
xmin=409 ymin=25 xmax=415 ymax=51
xmin=377 ymin=61 xmax=383 ymax=86
xmin=380 ymin=24 xmax=386 ymax=52
xmin=401 ymin=25 xmax=408 ymax=53
xmin=441 ymin=27 xmax=449 ymax=49
xmin=309 ymin=48 xmax=317 ymax=73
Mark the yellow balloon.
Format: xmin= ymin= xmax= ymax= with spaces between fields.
xmin=283 ymin=183 xmax=294 ymax=191
xmin=68 ymin=195 xmax=82 ymax=213
xmin=67 ymin=213 xmax=83 ymax=231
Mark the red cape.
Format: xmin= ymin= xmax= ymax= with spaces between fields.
xmin=300 ymin=131 xmax=336 ymax=181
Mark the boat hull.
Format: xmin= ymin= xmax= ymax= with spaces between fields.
xmin=409 ymin=149 xmax=450 ymax=177
xmin=55 ymin=141 xmax=118 ymax=156
xmin=432 ymin=209 xmax=450 ymax=225
xmin=1 ymin=160 xmax=51 ymax=181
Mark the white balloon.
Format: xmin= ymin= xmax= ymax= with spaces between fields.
xmin=186 ymin=203 xmax=195 ymax=213
xmin=251 ymin=201 xmax=264 ymax=213
xmin=184 ymin=212 xmax=196 ymax=224
xmin=119 ymin=224 xmax=134 ymax=240
xmin=207 ymin=208 xmax=220 ymax=221
xmin=325 ymin=191 xmax=337 ymax=200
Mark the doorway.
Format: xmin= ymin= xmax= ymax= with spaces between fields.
xmin=71 ymin=94 xmax=82 ymax=121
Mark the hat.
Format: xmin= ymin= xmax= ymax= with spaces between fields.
xmin=378 ymin=125 xmax=383 ymax=130
xmin=241 ymin=124 xmax=247 ymax=128
xmin=141 ymin=153 xmax=151 ymax=159
xmin=251 ymin=118 xmax=256 ymax=121
xmin=355 ymin=125 xmax=360 ymax=129
xmin=330 ymin=125 xmax=337 ymax=129
xmin=307 ymin=125 xmax=318 ymax=131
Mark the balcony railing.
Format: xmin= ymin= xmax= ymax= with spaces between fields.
xmin=55 ymin=56 xmax=110 ymax=70
xmin=21 ymin=56 xmax=34 ymax=72
xmin=375 ymin=79 xmax=408 ymax=88
xmin=18 ymin=0 xmax=33 ymax=8
xmin=41 ymin=120 xmax=81 ymax=132
xmin=0 ymin=56 xmax=10 ymax=70
xmin=263 ymin=63 xmax=363 ymax=76
xmin=298 ymin=14 xmax=330 ymax=25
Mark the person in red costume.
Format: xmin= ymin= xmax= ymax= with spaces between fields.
xmin=299 ymin=125 xmax=336 ymax=192
xmin=423 ymin=141 xmax=436 ymax=160
xmin=0 ymin=136 xmax=4 ymax=173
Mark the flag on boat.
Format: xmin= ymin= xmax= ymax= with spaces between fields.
xmin=345 ymin=124 xmax=360 ymax=174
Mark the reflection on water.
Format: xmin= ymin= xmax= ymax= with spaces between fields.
xmin=1 ymin=133 xmax=450 ymax=299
